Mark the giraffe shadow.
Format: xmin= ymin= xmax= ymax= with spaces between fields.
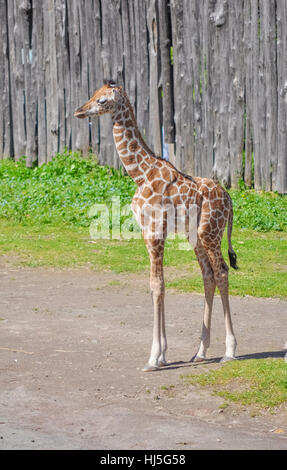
xmin=236 ymin=350 xmax=286 ymax=360
xmin=160 ymin=350 xmax=286 ymax=371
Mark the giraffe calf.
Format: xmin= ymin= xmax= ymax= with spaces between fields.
xmin=75 ymin=80 xmax=238 ymax=371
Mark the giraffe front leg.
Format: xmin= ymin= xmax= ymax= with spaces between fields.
xmin=158 ymin=304 xmax=168 ymax=367
xmin=142 ymin=239 xmax=167 ymax=372
xmin=142 ymin=275 xmax=166 ymax=372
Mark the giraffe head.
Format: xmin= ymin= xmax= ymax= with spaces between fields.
xmin=74 ymin=80 xmax=122 ymax=119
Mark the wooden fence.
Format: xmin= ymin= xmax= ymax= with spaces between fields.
xmin=0 ymin=0 xmax=286 ymax=193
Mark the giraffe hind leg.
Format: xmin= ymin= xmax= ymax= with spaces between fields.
xmin=203 ymin=243 xmax=237 ymax=361
xmin=192 ymin=241 xmax=216 ymax=362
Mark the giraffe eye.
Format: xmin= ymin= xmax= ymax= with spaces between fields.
xmin=98 ymin=97 xmax=107 ymax=105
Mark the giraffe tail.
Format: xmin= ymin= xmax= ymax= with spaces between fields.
xmin=227 ymin=194 xmax=238 ymax=270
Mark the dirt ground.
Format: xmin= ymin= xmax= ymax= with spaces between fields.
xmin=0 ymin=262 xmax=286 ymax=450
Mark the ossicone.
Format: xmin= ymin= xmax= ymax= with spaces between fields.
xmin=104 ymin=79 xmax=117 ymax=88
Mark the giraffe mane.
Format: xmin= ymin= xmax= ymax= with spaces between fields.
xmin=113 ymin=83 xmax=196 ymax=183
xmin=122 ymin=90 xmax=157 ymax=159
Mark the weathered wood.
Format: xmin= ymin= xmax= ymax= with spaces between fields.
xmin=243 ymin=0 xmax=252 ymax=187
xmin=184 ymin=0 xmax=203 ymax=176
xmin=2 ymin=0 xmax=286 ymax=193
xmin=44 ymin=0 xmax=59 ymax=160
xmin=100 ymin=0 xmax=121 ymax=167
xmin=170 ymin=0 xmax=185 ymax=171
xmin=210 ymin=0 xmax=231 ymax=187
xmin=260 ymin=0 xmax=277 ymax=191
xmin=21 ymin=0 xmax=37 ymax=166
xmin=121 ymin=0 xmax=136 ymax=105
xmin=0 ymin=0 xmax=12 ymax=158
xmin=134 ymin=0 xmax=150 ymax=145
xmin=276 ymin=0 xmax=287 ymax=193
xmin=228 ymin=0 xmax=245 ymax=187
xmin=250 ymin=0 xmax=261 ymax=190
xmin=54 ymin=0 xmax=69 ymax=156
xmin=86 ymin=0 xmax=102 ymax=156
xmin=67 ymin=0 xmax=90 ymax=155
xmin=201 ymin=0 xmax=215 ymax=179
xmin=34 ymin=0 xmax=46 ymax=165
xmin=158 ymin=0 xmax=174 ymax=144
xmin=7 ymin=0 xmax=26 ymax=159
xmin=147 ymin=0 xmax=162 ymax=156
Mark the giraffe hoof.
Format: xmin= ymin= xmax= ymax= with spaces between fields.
xmin=158 ymin=360 xmax=168 ymax=367
xmin=191 ymin=354 xmax=206 ymax=363
xmin=142 ymin=363 xmax=160 ymax=372
xmin=220 ymin=356 xmax=237 ymax=363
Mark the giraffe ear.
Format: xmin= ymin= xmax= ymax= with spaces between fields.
xmin=112 ymin=87 xmax=121 ymax=101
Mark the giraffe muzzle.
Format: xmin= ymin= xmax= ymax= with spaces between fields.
xmin=74 ymin=106 xmax=88 ymax=119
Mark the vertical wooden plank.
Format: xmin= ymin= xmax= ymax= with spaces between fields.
xmin=7 ymin=0 xmax=26 ymax=159
xmin=158 ymin=0 xmax=174 ymax=144
xmin=209 ymin=0 xmax=231 ymax=186
xmin=86 ymin=0 xmax=102 ymax=156
xmin=244 ymin=113 xmax=252 ymax=187
xmin=0 ymin=0 xmax=12 ymax=158
xmin=243 ymin=0 xmax=252 ymax=187
xmin=184 ymin=0 xmax=203 ymax=176
xmin=170 ymin=0 xmax=185 ymax=171
xmin=78 ymin=0 xmax=91 ymax=155
xmin=121 ymin=0 xmax=136 ymax=106
xmin=67 ymin=0 xmax=78 ymax=154
xmin=202 ymin=0 xmax=215 ymax=179
xmin=108 ymin=0 xmax=124 ymax=166
xmin=54 ymin=0 xmax=69 ymax=154
xmin=110 ymin=0 xmax=124 ymax=85
xmin=101 ymin=0 xmax=112 ymax=81
xmin=0 ymin=1 xmax=5 ymax=158
xmin=44 ymin=0 xmax=59 ymax=160
xmin=34 ymin=0 xmax=47 ymax=165
xmin=257 ymin=0 xmax=267 ymax=190
xmin=261 ymin=0 xmax=277 ymax=191
xmin=100 ymin=0 xmax=121 ymax=167
xmin=147 ymin=0 xmax=162 ymax=156
xmin=250 ymin=0 xmax=261 ymax=190
xmin=67 ymin=0 xmax=90 ymax=155
xmin=228 ymin=0 xmax=245 ymax=187
xmin=19 ymin=0 xmax=37 ymax=166
xmin=134 ymin=0 xmax=150 ymax=145
xmin=276 ymin=0 xmax=287 ymax=193
xmin=99 ymin=0 xmax=114 ymax=166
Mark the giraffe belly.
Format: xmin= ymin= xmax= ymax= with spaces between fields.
xmin=131 ymin=200 xmax=197 ymax=244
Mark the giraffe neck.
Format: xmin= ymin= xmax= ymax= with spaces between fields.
xmin=111 ymin=93 xmax=156 ymax=185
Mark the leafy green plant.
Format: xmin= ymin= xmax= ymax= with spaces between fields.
xmin=0 ymin=151 xmax=136 ymax=227
xmin=230 ymin=187 xmax=287 ymax=232
xmin=0 ymin=151 xmax=286 ymax=232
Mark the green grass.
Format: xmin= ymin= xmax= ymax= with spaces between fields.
xmin=0 ymin=152 xmax=286 ymax=298
xmin=166 ymin=229 xmax=287 ymax=298
xmin=183 ymin=359 xmax=287 ymax=409
xmin=0 ymin=221 xmax=286 ymax=298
